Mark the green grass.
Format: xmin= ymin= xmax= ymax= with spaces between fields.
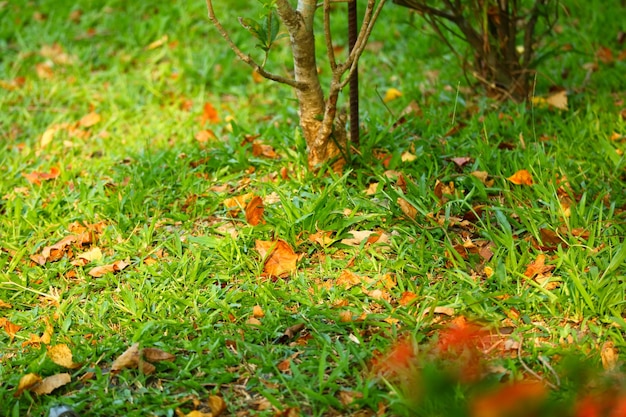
xmin=1 ymin=0 xmax=625 ymax=415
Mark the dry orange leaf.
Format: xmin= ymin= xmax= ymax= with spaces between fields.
xmin=195 ymin=129 xmax=216 ymax=143
xmin=308 ymin=230 xmax=334 ymax=246
xmin=88 ymin=259 xmax=129 ymax=277
xmin=252 ymin=305 xmax=265 ymax=318
xmin=35 ymin=62 xmax=54 ymax=79
xmin=524 ymin=254 xmax=555 ymax=278
xmin=397 ymin=197 xmax=417 ymax=219
xmin=507 ymin=169 xmax=533 ymax=186
xmin=200 ymin=102 xmax=219 ymax=124
xmin=22 ymin=166 xmax=60 ymax=186
xmin=0 ymin=299 xmax=12 ymax=309
xmin=255 ymin=239 xmax=298 ymax=278
xmin=14 ymin=373 xmax=42 ymax=397
xmin=336 ymin=270 xmax=363 ymax=289
xmin=47 ymin=344 xmax=80 ymax=369
xmin=546 ymin=90 xmax=568 ymax=110
xmin=398 ymin=291 xmax=418 ymax=306
xmin=31 ymin=373 xmax=71 ymax=395
xmin=245 ymin=196 xmax=265 ymax=226
xmin=601 ymin=341 xmax=618 ymax=371
xmin=223 ymin=193 xmax=254 ymax=217
xmin=2 ymin=318 xmax=21 ymax=341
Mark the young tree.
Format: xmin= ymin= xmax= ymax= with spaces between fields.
xmin=393 ymin=0 xmax=559 ymax=101
xmin=206 ymin=0 xmax=387 ymax=170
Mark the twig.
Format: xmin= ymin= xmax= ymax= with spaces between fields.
xmin=517 ymin=337 xmax=558 ymax=389
xmin=324 ymin=0 xmax=337 ymax=71
xmin=206 ymin=0 xmax=305 ymax=89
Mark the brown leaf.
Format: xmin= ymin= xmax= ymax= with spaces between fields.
xmin=31 ymin=373 xmax=71 ymax=395
xmin=14 ymin=373 xmax=42 ymax=397
xmin=340 ymin=230 xmax=390 ymax=247
xmin=255 ymin=239 xmax=298 ymax=277
xmin=524 ymin=254 xmax=555 ymax=278
xmin=245 ymin=196 xmax=265 ymax=226
xmin=88 ymin=259 xmax=129 ymax=277
xmin=195 ymin=130 xmax=216 ymax=143
xmin=471 ymin=171 xmax=494 ymax=187
xmin=207 ymin=395 xmax=226 ymax=417
xmin=251 ymin=142 xmax=279 ymax=159
xmin=336 ymin=270 xmax=363 ymax=289
xmin=35 ymin=62 xmax=54 ymax=79
xmin=47 ymin=344 xmax=80 ymax=369
xmin=111 ymin=343 xmax=140 ymax=373
xmin=274 ymin=323 xmax=305 ymax=344
xmin=22 ymin=166 xmax=60 ymax=186
xmin=223 ymin=193 xmax=254 ymax=217
xmin=277 ymin=358 xmax=291 ymax=372
xmin=507 ymin=169 xmax=533 ymax=186
xmin=0 ymin=299 xmax=12 ymax=309
xmin=308 ymin=230 xmax=334 ymax=246
xmin=142 ymin=347 xmax=176 ymax=363
xmin=397 ymin=197 xmax=417 ymax=219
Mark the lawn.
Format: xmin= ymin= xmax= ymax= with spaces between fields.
xmin=1 ymin=0 xmax=625 ymax=416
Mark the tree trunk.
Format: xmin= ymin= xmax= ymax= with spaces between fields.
xmin=276 ymin=0 xmax=345 ymax=169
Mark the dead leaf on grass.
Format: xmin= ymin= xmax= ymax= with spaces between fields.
xmin=88 ymin=259 xmax=129 ymax=277
xmin=397 ymin=197 xmax=417 ymax=219
xmin=245 ymin=196 xmax=265 ymax=226
xmin=255 ymin=239 xmax=298 ymax=277
xmin=22 ymin=166 xmax=60 ymax=186
xmin=524 ymin=254 xmax=555 ymax=279
xmin=31 ymin=373 xmax=71 ymax=395
xmin=601 ymin=341 xmax=619 ymax=371
xmin=14 ymin=373 xmax=42 ymax=397
xmin=507 ymin=169 xmax=533 ymax=186
xmin=47 ymin=344 xmax=80 ymax=369
xmin=341 ymin=230 xmax=390 ymax=247
xmin=1 ymin=318 xmax=21 ymax=341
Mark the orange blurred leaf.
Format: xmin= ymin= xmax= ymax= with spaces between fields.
xmin=245 ymin=196 xmax=265 ymax=226
xmin=397 ymin=197 xmax=418 ymax=219
xmin=22 ymin=166 xmax=60 ymax=186
xmin=79 ymin=112 xmax=101 ymax=128
xmin=255 ymin=239 xmax=298 ymax=277
xmin=524 ymin=254 xmax=555 ymax=278
xmin=398 ymin=291 xmax=418 ymax=306
xmin=1 ymin=318 xmax=21 ymax=342
xmin=507 ymin=169 xmax=533 ymax=186
xmin=200 ymin=102 xmax=219 ymax=124
xmin=471 ymin=382 xmax=546 ymax=417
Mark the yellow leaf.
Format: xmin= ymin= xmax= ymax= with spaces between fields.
xmin=79 ymin=112 xmax=101 ymax=128
xmin=14 ymin=373 xmax=42 ymax=397
xmin=383 ymin=87 xmax=402 ymax=103
xmin=401 ymin=151 xmax=417 ymax=162
xmin=47 ymin=344 xmax=80 ymax=369
xmin=146 ymin=35 xmax=168 ymax=50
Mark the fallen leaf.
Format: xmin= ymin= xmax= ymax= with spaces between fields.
xmin=111 ymin=343 xmax=140 ymax=373
xmin=398 ymin=291 xmax=418 ymax=306
xmin=195 ymin=129 xmax=216 ymax=142
xmin=200 ymin=102 xmax=219 ymax=124
xmin=40 ymin=43 xmax=76 ymax=65
xmin=524 ymin=254 xmax=555 ymax=278
xmin=401 ymin=151 xmax=417 ymax=162
xmin=22 ymin=166 xmax=60 ymax=186
xmin=88 ymin=259 xmax=129 ymax=277
xmin=546 ymin=90 xmax=568 ymax=110
xmin=142 ymin=347 xmax=176 ymax=363
xmin=397 ymin=197 xmax=417 ymax=219
xmin=14 ymin=373 xmax=42 ymax=397
xmin=364 ymin=182 xmax=379 ymax=195
xmin=383 ymin=87 xmax=403 ymax=103
xmin=0 ymin=300 xmax=12 ymax=309
xmin=146 ymin=34 xmax=168 ymax=50
xmin=252 ymin=305 xmax=265 ymax=318
xmin=274 ymin=323 xmax=305 ymax=344
xmin=47 ymin=344 xmax=79 ymax=369
xmin=35 ymin=62 xmax=54 ymax=79
xmin=341 ymin=230 xmax=390 ymax=247
xmin=308 ymin=230 xmax=334 ymax=246
xmin=471 ymin=171 xmax=494 ymax=187
xmin=471 ymin=382 xmax=546 ymax=417
xmin=2 ymin=319 xmax=21 ymax=341
xmin=223 ymin=193 xmax=254 ymax=217
xmin=31 ymin=373 xmax=71 ymax=395
xmin=255 ymin=239 xmax=298 ymax=277
xmin=507 ymin=169 xmax=533 ymax=186
xmin=336 ymin=270 xmax=363 ymax=289
xmin=451 ymin=156 xmax=472 ymax=167
xmin=601 ymin=341 xmax=618 ymax=371
xmin=71 ymin=246 xmax=103 ymax=266
xmin=245 ymin=196 xmax=265 ymax=226
xmin=252 ymin=142 xmax=279 ymax=158
xmin=79 ymin=112 xmax=101 ymax=128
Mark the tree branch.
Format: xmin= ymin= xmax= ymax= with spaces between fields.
xmin=324 ymin=0 xmax=338 ymax=71
xmin=206 ymin=0 xmax=305 ymax=89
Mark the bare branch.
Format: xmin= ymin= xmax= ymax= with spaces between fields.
xmin=323 ymin=0 xmax=338 ymax=71
xmin=338 ymin=0 xmax=387 ymax=90
xmin=206 ymin=0 xmax=305 ymax=89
